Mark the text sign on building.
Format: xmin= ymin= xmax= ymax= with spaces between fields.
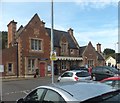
xmin=0 ymin=65 xmax=4 ymax=72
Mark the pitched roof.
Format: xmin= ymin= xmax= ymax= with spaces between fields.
xmin=96 ymin=51 xmax=105 ymax=60
xmin=79 ymin=46 xmax=87 ymax=56
xmin=79 ymin=43 xmax=105 ymax=60
xmin=45 ymin=28 xmax=78 ymax=49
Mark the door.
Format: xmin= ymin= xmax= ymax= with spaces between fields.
xmin=40 ymin=62 xmax=45 ymax=77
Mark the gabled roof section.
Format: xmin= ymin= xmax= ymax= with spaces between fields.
xmin=16 ymin=13 xmax=41 ymax=38
xmin=96 ymin=51 xmax=105 ymax=60
xmin=45 ymin=28 xmax=78 ymax=49
xmin=79 ymin=46 xmax=87 ymax=56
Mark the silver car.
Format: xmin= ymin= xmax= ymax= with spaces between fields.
xmin=17 ymin=81 xmax=120 ymax=103
xmin=57 ymin=70 xmax=91 ymax=82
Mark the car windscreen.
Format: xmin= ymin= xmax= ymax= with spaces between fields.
xmin=106 ymin=67 xmax=119 ymax=73
xmin=76 ymin=72 xmax=90 ymax=77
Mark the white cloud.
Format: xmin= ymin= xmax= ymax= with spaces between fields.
xmin=1 ymin=0 xmax=119 ymax=3
xmin=74 ymin=28 xmax=118 ymax=51
xmin=74 ymin=0 xmax=119 ymax=9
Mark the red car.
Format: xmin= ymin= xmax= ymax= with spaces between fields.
xmin=100 ymin=76 xmax=120 ymax=89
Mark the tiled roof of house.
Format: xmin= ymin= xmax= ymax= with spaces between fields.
xmin=79 ymin=46 xmax=87 ymax=56
xmin=96 ymin=51 xmax=105 ymax=60
xmin=45 ymin=28 xmax=78 ymax=49
xmin=79 ymin=45 xmax=105 ymax=60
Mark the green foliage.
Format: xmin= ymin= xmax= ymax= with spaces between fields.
xmin=103 ymin=48 xmax=115 ymax=59
xmin=1 ymin=31 xmax=8 ymax=49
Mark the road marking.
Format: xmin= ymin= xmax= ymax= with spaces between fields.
xmin=3 ymin=89 xmax=31 ymax=96
xmin=22 ymin=91 xmax=28 ymax=95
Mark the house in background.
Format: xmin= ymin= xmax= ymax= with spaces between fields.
xmin=106 ymin=56 xmax=116 ymax=67
xmin=1 ymin=13 xmax=105 ymax=78
xmin=106 ymin=53 xmax=120 ymax=69
xmin=79 ymin=42 xmax=105 ymax=68
xmin=116 ymin=53 xmax=120 ymax=69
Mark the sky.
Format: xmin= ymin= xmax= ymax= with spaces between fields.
xmin=0 ymin=0 xmax=119 ymax=52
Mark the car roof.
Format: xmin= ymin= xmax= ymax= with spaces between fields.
xmin=65 ymin=70 xmax=88 ymax=73
xmin=37 ymin=81 xmax=116 ymax=102
xmin=100 ymin=76 xmax=120 ymax=82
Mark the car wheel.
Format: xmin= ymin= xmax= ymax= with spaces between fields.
xmin=57 ymin=80 xmax=60 ymax=82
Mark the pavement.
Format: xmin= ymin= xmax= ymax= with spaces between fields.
xmin=1 ymin=75 xmax=59 ymax=82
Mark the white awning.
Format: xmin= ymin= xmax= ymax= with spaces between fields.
xmin=56 ymin=56 xmax=83 ymax=61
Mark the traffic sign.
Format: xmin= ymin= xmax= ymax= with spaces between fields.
xmin=50 ymin=51 xmax=57 ymax=61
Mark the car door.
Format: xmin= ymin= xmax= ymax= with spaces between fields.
xmin=103 ymin=68 xmax=113 ymax=79
xmin=60 ymin=72 xmax=73 ymax=82
xmin=94 ymin=67 xmax=103 ymax=81
xmin=24 ymin=88 xmax=46 ymax=102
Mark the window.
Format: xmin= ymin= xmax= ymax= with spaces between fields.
xmin=61 ymin=72 xmax=73 ymax=77
xmin=61 ymin=43 xmax=67 ymax=53
xmin=88 ymin=60 xmax=94 ymax=67
xmin=43 ymin=90 xmax=65 ymax=102
xmin=28 ymin=59 xmax=35 ymax=72
xmin=76 ymin=72 xmax=90 ymax=77
xmin=61 ymin=61 xmax=66 ymax=70
xmin=70 ymin=49 xmax=74 ymax=54
xmin=8 ymin=63 xmax=13 ymax=72
xmin=25 ymin=88 xmax=45 ymax=101
xmin=31 ymin=39 xmax=42 ymax=51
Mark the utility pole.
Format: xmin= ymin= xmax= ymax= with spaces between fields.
xmin=51 ymin=0 xmax=54 ymax=84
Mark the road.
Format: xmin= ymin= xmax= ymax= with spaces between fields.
xmin=1 ymin=76 xmax=58 ymax=102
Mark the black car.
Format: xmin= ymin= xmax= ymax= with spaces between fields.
xmin=91 ymin=66 xmax=120 ymax=81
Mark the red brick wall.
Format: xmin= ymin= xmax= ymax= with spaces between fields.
xmin=83 ymin=42 xmax=97 ymax=67
xmin=18 ymin=15 xmax=51 ymax=75
xmin=2 ymin=46 xmax=17 ymax=76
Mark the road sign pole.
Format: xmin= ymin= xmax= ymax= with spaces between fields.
xmin=51 ymin=0 xmax=54 ymax=84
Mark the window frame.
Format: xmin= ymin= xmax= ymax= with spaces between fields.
xmin=28 ymin=59 xmax=35 ymax=73
xmin=30 ymin=38 xmax=43 ymax=52
xmin=7 ymin=63 xmax=13 ymax=73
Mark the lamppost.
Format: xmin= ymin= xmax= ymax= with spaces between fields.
xmin=115 ymin=42 xmax=119 ymax=68
xmin=15 ymin=42 xmax=19 ymax=78
xmin=51 ymin=0 xmax=54 ymax=84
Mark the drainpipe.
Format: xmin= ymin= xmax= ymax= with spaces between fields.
xmin=16 ymin=42 xmax=19 ymax=78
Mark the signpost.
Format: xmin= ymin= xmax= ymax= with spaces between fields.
xmin=50 ymin=51 xmax=57 ymax=61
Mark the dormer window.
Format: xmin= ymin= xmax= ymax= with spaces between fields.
xmin=31 ymin=38 xmax=42 ymax=51
xmin=61 ymin=43 xmax=67 ymax=53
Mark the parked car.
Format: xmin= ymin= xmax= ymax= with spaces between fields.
xmin=57 ymin=70 xmax=91 ymax=82
xmin=100 ymin=76 xmax=120 ymax=89
xmin=17 ymin=81 xmax=120 ymax=103
xmin=91 ymin=66 xmax=120 ymax=81
xmin=70 ymin=65 xmax=88 ymax=71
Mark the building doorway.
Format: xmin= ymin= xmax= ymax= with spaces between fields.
xmin=40 ymin=62 xmax=45 ymax=77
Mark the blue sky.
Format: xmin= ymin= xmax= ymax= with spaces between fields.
xmin=0 ymin=0 xmax=119 ymax=52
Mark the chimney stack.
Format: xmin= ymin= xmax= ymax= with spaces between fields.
xmin=7 ymin=20 xmax=17 ymax=48
xmin=41 ymin=20 xmax=45 ymax=27
xmin=97 ymin=43 xmax=101 ymax=53
xmin=68 ymin=28 xmax=73 ymax=36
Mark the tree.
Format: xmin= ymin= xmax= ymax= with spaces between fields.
xmin=0 ymin=31 xmax=8 ymax=49
xmin=103 ymin=48 xmax=115 ymax=59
